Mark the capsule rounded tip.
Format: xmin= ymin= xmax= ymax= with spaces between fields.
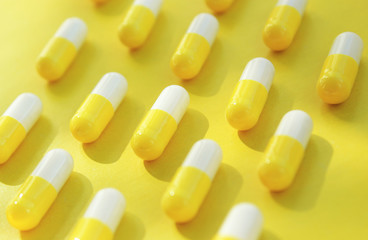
xmin=6 ymin=200 xmax=38 ymax=231
xmin=36 ymin=57 xmax=63 ymax=81
xmin=317 ymin=72 xmax=351 ymax=104
xmin=118 ymin=24 xmax=146 ymax=49
xmin=258 ymin=160 xmax=292 ymax=192
xmin=226 ymin=103 xmax=258 ymax=131
xmin=70 ymin=116 xmax=100 ymax=143
xmin=205 ymin=0 xmax=233 ymax=13
xmin=170 ymin=53 xmax=201 ymax=80
xmin=130 ymin=133 xmax=163 ymax=161
xmin=161 ymin=192 xmax=196 ymax=223
xmin=263 ymin=23 xmax=293 ymax=51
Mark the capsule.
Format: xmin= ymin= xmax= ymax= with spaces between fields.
xmin=205 ymin=0 xmax=235 ymax=13
xmin=214 ymin=203 xmax=263 ymax=240
xmin=162 ymin=139 xmax=222 ymax=222
xmin=263 ymin=0 xmax=307 ymax=51
xmin=317 ymin=32 xmax=363 ymax=104
xmin=258 ymin=110 xmax=313 ymax=192
xmin=6 ymin=149 xmax=73 ymax=230
xmin=70 ymin=73 xmax=128 ymax=143
xmin=0 ymin=93 xmax=42 ymax=164
xmin=118 ymin=0 xmax=162 ymax=49
xmin=171 ymin=13 xmax=219 ymax=80
xmin=91 ymin=0 xmax=109 ymax=4
xmin=226 ymin=58 xmax=274 ymax=131
xmin=68 ymin=188 xmax=125 ymax=240
xmin=131 ymin=85 xmax=189 ymax=161
xmin=36 ymin=18 xmax=87 ymax=81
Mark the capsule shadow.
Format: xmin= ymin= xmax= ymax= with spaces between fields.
xmin=114 ymin=211 xmax=145 ymax=240
xmin=93 ymin=0 xmax=131 ymax=16
xmin=259 ymin=229 xmax=282 ymax=240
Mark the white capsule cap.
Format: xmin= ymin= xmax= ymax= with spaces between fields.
xmin=187 ymin=13 xmax=219 ymax=46
xmin=2 ymin=93 xmax=42 ymax=132
xmin=54 ymin=17 xmax=87 ymax=50
xmin=31 ymin=149 xmax=74 ymax=193
xmin=276 ymin=0 xmax=307 ymax=16
xmin=240 ymin=58 xmax=275 ymax=92
xmin=83 ymin=188 xmax=126 ymax=233
xmin=329 ymin=32 xmax=363 ymax=65
xmin=218 ymin=203 xmax=263 ymax=240
xmin=133 ymin=0 xmax=163 ymax=17
xmin=182 ymin=139 xmax=222 ymax=180
xmin=151 ymin=85 xmax=190 ymax=124
xmin=274 ymin=110 xmax=313 ymax=149
xmin=91 ymin=72 xmax=128 ymax=111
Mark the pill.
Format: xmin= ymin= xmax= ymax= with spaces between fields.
xmin=226 ymin=58 xmax=274 ymax=131
xmin=258 ymin=110 xmax=313 ymax=191
xmin=118 ymin=0 xmax=163 ymax=49
xmin=214 ymin=203 xmax=263 ymax=240
xmin=91 ymin=0 xmax=109 ymax=4
xmin=0 ymin=93 xmax=42 ymax=164
xmin=162 ymin=139 xmax=222 ymax=222
xmin=36 ymin=17 xmax=87 ymax=81
xmin=131 ymin=85 xmax=189 ymax=161
xmin=171 ymin=13 xmax=219 ymax=79
xmin=205 ymin=0 xmax=235 ymax=13
xmin=263 ymin=0 xmax=307 ymax=51
xmin=6 ymin=149 xmax=73 ymax=230
xmin=70 ymin=72 xmax=128 ymax=143
xmin=317 ymin=32 xmax=363 ymax=104
xmin=67 ymin=188 xmax=125 ymax=240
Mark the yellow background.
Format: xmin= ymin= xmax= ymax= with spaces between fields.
xmin=1 ymin=0 xmax=368 ymax=239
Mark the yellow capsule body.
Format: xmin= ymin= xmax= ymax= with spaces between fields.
xmin=67 ymin=218 xmax=113 ymax=240
xmin=205 ymin=0 xmax=235 ymax=13
xmin=213 ymin=237 xmax=239 ymax=240
xmin=0 ymin=116 xmax=26 ymax=164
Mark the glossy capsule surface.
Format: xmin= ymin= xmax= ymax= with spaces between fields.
xmin=205 ymin=0 xmax=235 ymax=13
xmin=162 ymin=139 xmax=222 ymax=223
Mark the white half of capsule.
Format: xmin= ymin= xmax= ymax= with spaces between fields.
xmin=182 ymin=139 xmax=222 ymax=180
xmin=90 ymin=72 xmax=128 ymax=111
xmin=276 ymin=0 xmax=307 ymax=16
xmin=133 ymin=0 xmax=163 ymax=17
xmin=54 ymin=17 xmax=87 ymax=50
xmin=186 ymin=13 xmax=219 ymax=47
xmin=31 ymin=149 xmax=74 ymax=192
xmin=328 ymin=32 xmax=363 ymax=64
xmin=2 ymin=93 xmax=42 ymax=132
xmin=274 ymin=110 xmax=313 ymax=149
xmin=151 ymin=85 xmax=190 ymax=124
xmin=218 ymin=203 xmax=263 ymax=240
xmin=240 ymin=58 xmax=275 ymax=92
xmin=83 ymin=188 xmax=126 ymax=233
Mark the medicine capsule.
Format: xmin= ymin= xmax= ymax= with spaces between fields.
xmin=258 ymin=110 xmax=313 ymax=192
xmin=70 ymin=72 xmax=128 ymax=143
xmin=162 ymin=139 xmax=222 ymax=223
xmin=214 ymin=203 xmax=263 ymax=240
xmin=131 ymin=85 xmax=189 ymax=161
xmin=205 ymin=0 xmax=235 ymax=13
xmin=0 ymin=93 xmax=42 ymax=164
xmin=6 ymin=149 xmax=73 ymax=230
xmin=36 ymin=17 xmax=87 ymax=81
xmin=171 ymin=13 xmax=219 ymax=80
xmin=68 ymin=188 xmax=125 ymax=240
xmin=317 ymin=32 xmax=363 ymax=104
xmin=118 ymin=0 xmax=162 ymax=49
xmin=226 ymin=58 xmax=274 ymax=131
xmin=263 ymin=0 xmax=307 ymax=51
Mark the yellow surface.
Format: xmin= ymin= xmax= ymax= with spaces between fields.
xmin=67 ymin=217 xmax=113 ymax=240
xmin=0 ymin=0 xmax=368 ymax=239
xmin=0 ymin=116 xmax=26 ymax=164
xmin=213 ymin=236 xmax=238 ymax=240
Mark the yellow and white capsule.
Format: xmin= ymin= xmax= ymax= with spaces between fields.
xmin=6 ymin=149 xmax=73 ymax=231
xmin=226 ymin=58 xmax=274 ymax=131
xmin=118 ymin=0 xmax=163 ymax=49
xmin=36 ymin=17 xmax=87 ymax=81
xmin=171 ymin=13 xmax=219 ymax=80
xmin=263 ymin=0 xmax=307 ymax=51
xmin=70 ymin=73 xmax=128 ymax=143
xmin=68 ymin=188 xmax=125 ymax=240
xmin=205 ymin=0 xmax=235 ymax=13
xmin=0 ymin=93 xmax=42 ymax=164
xmin=162 ymin=139 xmax=222 ymax=223
xmin=131 ymin=85 xmax=189 ymax=161
xmin=317 ymin=32 xmax=363 ymax=104
xmin=258 ymin=110 xmax=313 ymax=192
xmin=214 ymin=203 xmax=263 ymax=240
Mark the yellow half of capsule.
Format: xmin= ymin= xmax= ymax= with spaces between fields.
xmin=317 ymin=54 xmax=359 ymax=104
xmin=6 ymin=176 xmax=57 ymax=231
xmin=263 ymin=5 xmax=301 ymax=51
xmin=36 ymin=37 xmax=77 ymax=81
xmin=213 ymin=236 xmax=239 ymax=240
xmin=258 ymin=135 xmax=304 ymax=192
xmin=226 ymin=80 xmax=268 ymax=131
xmin=205 ymin=0 xmax=234 ymax=13
xmin=67 ymin=217 xmax=113 ymax=240
xmin=70 ymin=94 xmax=114 ymax=143
xmin=162 ymin=166 xmax=211 ymax=223
xmin=118 ymin=5 xmax=156 ymax=49
xmin=131 ymin=109 xmax=177 ymax=161
xmin=0 ymin=116 xmax=26 ymax=164
xmin=171 ymin=33 xmax=211 ymax=80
